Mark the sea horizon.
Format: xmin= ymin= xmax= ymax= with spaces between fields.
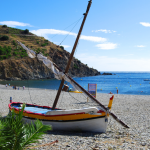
xmin=0 ymin=71 xmax=150 ymax=95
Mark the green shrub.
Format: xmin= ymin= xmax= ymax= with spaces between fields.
xmin=0 ymin=56 xmax=3 ymax=60
xmin=2 ymin=25 xmax=7 ymax=28
xmin=0 ymin=104 xmax=51 ymax=150
xmin=60 ymin=46 xmax=64 ymax=50
xmin=42 ymin=49 xmax=46 ymax=54
xmin=12 ymin=40 xmax=17 ymax=46
xmin=41 ymin=43 xmax=48 ymax=46
xmin=77 ymin=59 xmax=81 ymax=63
xmin=45 ymin=53 xmax=49 ymax=56
xmin=13 ymin=52 xmax=18 ymax=56
xmin=24 ymin=29 xmax=29 ymax=34
xmin=36 ymin=41 xmax=39 ymax=44
xmin=74 ymin=64 xmax=79 ymax=69
xmin=3 ymin=55 xmax=8 ymax=59
xmin=36 ymin=48 xmax=41 ymax=53
xmin=7 ymin=54 xmax=11 ymax=57
xmin=0 ymin=35 xmax=9 ymax=41
xmin=0 ymin=48 xmax=5 ymax=55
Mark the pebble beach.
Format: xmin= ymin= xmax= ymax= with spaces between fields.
xmin=0 ymin=84 xmax=150 ymax=150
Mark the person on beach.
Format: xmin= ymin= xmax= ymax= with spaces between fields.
xmin=117 ymin=89 xmax=118 ymax=94
xmin=6 ymin=84 xmax=7 ymax=88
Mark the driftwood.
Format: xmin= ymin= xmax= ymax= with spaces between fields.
xmin=25 ymin=140 xmax=58 ymax=149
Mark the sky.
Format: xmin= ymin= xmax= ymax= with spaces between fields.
xmin=1 ymin=0 xmax=150 ymax=72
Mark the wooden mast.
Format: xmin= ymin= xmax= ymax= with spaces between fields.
xmin=53 ymin=63 xmax=129 ymax=128
xmin=52 ymin=0 xmax=92 ymax=110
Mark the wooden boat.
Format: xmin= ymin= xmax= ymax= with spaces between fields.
xmin=9 ymin=95 xmax=114 ymax=132
xmin=9 ymin=0 xmax=129 ymax=132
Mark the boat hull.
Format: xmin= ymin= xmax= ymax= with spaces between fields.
xmin=23 ymin=116 xmax=108 ymax=133
xmin=9 ymin=102 xmax=108 ymax=133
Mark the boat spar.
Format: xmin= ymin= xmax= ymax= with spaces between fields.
xmin=9 ymin=0 xmax=129 ymax=132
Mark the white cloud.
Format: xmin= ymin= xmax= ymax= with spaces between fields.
xmin=140 ymin=22 xmax=150 ymax=27
xmin=76 ymin=53 xmax=150 ymax=71
xmin=31 ymin=29 xmax=107 ymax=42
xmin=92 ymin=29 xmax=117 ymax=33
xmin=80 ymin=35 xmax=106 ymax=42
xmin=96 ymin=43 xmax=117 ymax=50
xmin=61 ymin=45 xmax=70 ymax=48
xmin=136 ymin=45 xmax=145 ymax=48
xmin=0 ymin=21 xmax=32 ymax=27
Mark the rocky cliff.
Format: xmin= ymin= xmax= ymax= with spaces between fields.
xmin=0 ymin=25 xmax=100 ymax=80
xmin=0 ymin=52 xmax=100 ymax=81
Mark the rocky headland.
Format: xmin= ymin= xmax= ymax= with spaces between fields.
xmin=0 ymin=25 xmax=101 ymax=81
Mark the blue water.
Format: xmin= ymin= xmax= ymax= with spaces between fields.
xmin=0 ymin=72 xmax=150 ymax=95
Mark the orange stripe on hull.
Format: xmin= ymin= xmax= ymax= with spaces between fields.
xmin=11 ymin=109 xmax=106 ymax=121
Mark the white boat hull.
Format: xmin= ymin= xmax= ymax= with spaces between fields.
xmin=23 ymin=116 xmax=108 ymax=133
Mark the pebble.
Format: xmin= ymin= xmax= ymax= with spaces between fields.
xmin=0 ymin=87 xmax=150 ymax=149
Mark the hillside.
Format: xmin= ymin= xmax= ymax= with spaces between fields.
xmin=0 ymin=25 xmax=100 ymax=80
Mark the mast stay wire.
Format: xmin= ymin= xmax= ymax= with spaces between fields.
xmin=50 ymin=16 xmax=83 ymax=40
xmin=59 ymin=17 xmax=83 ymax=46
xmin=51 ymin=16 xmax=83 ymax=60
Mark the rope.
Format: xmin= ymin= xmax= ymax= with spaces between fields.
xmin=51 ymin=16 xmax=83 ymax=39
xmin=26 ymin=79 xmax=33 ymax=104
xmin=59 ymin=17 xmax=83 ymax=46
xmin=20 ymin=60 xmax=34 ymax=104
xmin=51 ymin=16 xmax=83 ymax=61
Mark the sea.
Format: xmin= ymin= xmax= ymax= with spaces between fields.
xmin=0 ymin=71 xmax=150 ymax=95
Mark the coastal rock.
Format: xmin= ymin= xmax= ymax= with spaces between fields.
xmin=0 ymin=25 xmax=101 ymax=80
xmin=0 ymin=55 xmax=100 ymax=80
xmin=102 ymin=72 xmax=112 ymax=75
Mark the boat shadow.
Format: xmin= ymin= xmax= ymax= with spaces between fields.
xmin=46 ymin=130 xmax=104 ymax=137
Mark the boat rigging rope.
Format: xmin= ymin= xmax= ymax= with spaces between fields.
xmin=50 ymin=16 xmax=83 ymax=40
xmin=26 ymin=64 xmax=34 ymax=105
xmin=51 ymin=16 xmax=83 ymax=61
xmin=20 ymin=59 xmax=34 ymax=105
xmin=59 ymin=17 xmax=83 ymax=46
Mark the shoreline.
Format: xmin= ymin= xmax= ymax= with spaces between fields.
xmin=0 ymin=85 xmax=150 ymax=149
xmin=0 ymin=83 xmax=150 ymax=96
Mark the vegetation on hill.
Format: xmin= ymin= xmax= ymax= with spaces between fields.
xmin=0 ymin=25 xmax=64 ymax=61
xmin=0 ymin=25 xmax=100 ymax=80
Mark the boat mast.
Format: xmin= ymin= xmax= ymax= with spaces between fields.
xmin=52 ymin=0 xmax=92 ymax=110
xmin=53 ymin=63 xmax=129 ymax=128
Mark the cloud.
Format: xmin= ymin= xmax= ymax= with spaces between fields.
xmin=31 ymin=29 xmax=107 ymax=42
xmin=140 ymin=22 xmax=150 ymax=27
xmin=80 ymin=35 xmax=106 ymax=42
xmin=92 ymin=29 xmax=117 ymax=33
xmin=76 ymin=53 xmax=150 ymax=71
xmin=0 ymin=21 xmax=32 ymax=27
xmin=136 ymin=45 xmax=145 ymax=48
xmin=96 ymin=43 xmax=117 ymax=50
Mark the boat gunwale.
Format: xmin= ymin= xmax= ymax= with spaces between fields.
xmin=9 ymin=102 xmax=105 ymax=117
